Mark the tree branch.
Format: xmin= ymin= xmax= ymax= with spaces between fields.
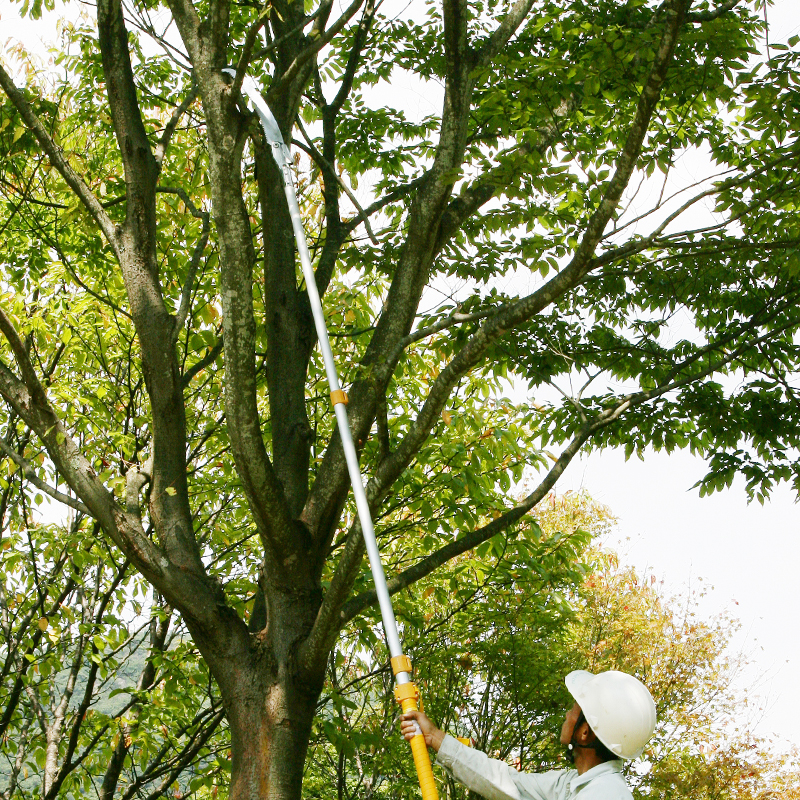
xmin=294 ymin=122 xmax=378 ymax=245
xmin=329 ymin=0 xmax=377 ymax=115
xmin=181 ymin=336 xmax=224 ymax=387
xmin=156 ymin=186 xmax=211 ymax=340
xmin=93 ymin=603 xmax=171 ymax=800
xmin=154 ymin=81 xmax=199 ymax=168
xmin=0 ymin=437 xmax=89 ymax=515
xmin=163 ymin=0 xmax=204 ymax=68
xmin=433 ymin=93 xmax=577 ymax=253
xmin=474 ymin=0 xmax=537 ymax=69
xmin=125 ymin=453 xmax=153 ymax=516
xmin=122 ymin=708 xmax=226 ymax=800
xmin=209 ymin=0 xmax=232 ymax=69
xmin=686 ymin=0 xmax=741 ymax=23
xmin=402 ymin=0 xmax=693 ymax=409
xmin=0 ymin=63 xmax=117 ymax=247
xmin=254 ymin=0 xmax=334 ymax=58
xmin=43 ymin=555 xmax=130 ymax=800
xmin=340 ymin=175 xmax=428 ymax=238
xmin=0 ymin=575 xmax=76 ymax=741
xmin=0 ymin=352 xmax=159 ymax=574
xmin=387 ymin=308 xmax=496 ymax=366
xmin=97 ymin=0 xmax=159 ymax=260
xmin=193 ymin=46 xmax=300 ymax=566
xmin=231 ymin=8 xmax=271 ymax=96
xmin=341 ymin=295 xmax=800 ymax=624
xmin=298 ymin=513 xmax=367 ymax=672
xmin=567 ymin=0 xmax=692 ymax=278
xmin=339 ymin=428 xmax=591 ymax=624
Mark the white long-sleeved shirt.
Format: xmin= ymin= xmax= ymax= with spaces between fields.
xmin=435 ymin=735 xmax=633 ymax=800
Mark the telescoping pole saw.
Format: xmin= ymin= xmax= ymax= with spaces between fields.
xmin=225 ymin=70 xmax=438 ymax=800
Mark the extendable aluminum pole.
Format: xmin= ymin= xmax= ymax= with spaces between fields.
xmin=226 ymin=70 xmax=438 ymax=800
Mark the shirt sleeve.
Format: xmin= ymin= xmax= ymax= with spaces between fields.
xmin=435 ymin=735 xmax=573 ymax=800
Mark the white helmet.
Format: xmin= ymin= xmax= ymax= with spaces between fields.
xmin=565 ymin=670 xmax=656 ymax=760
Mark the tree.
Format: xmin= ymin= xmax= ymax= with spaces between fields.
xmin=0 ymin=0 xmax=798 ymax=797
xmin=0 ymin=452 xmax=226 ymax=800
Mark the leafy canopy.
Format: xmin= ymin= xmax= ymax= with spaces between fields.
xmin=1 ymin=0 xmax=799 ymax=797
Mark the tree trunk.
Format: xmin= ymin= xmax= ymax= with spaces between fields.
xmin=228 ymin=673 xmax=320 ymax=800
xmin=219 ymin=580 xmax=326 ymax=800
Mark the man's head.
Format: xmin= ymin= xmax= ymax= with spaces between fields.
xmin=564 ymin=670 xmax=657 ymax=761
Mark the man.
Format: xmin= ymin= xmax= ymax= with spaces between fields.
xmin=400 ymin=669 xmax=656 ymax=800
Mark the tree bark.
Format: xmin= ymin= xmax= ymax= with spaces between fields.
xmin=227 ymin=671 xmax=319 ymax=800
xmin=216 ymin=582 xmax=325 ymax=800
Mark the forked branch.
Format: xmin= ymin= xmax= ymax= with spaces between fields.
xmin=267 ymin=0 xmax=368 ymax=101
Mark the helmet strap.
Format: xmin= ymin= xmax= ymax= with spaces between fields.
xmin=565 ymin=711 xmax=595 ymax=763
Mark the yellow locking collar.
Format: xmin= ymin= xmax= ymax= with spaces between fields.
xmin=394 ymin=681 xmax=419 ymax=704
xmin=391 ymin=655 xmax=412 ymax=675
xmin=330 ymin=389 xmax=349 ymax=406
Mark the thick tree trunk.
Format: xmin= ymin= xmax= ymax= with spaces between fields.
xmin=228 ymin=672 xmax=320 ymax=800
xmin=214 ymin=579 xmax=325 ymax=800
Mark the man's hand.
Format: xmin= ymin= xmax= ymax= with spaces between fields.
xmin=400 ymin=710 xmax=446 ymax=752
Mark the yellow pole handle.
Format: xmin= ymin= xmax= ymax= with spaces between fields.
xmin=400 ymin=694 xmax=439 ymax=800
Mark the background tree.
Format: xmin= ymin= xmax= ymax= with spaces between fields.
xmin=0 ymin=453 xmax=226 ymax=800
xmin=573 ymin=533 xmax=800 ymax=800
xmin=1 ymin=0 xmax=799 ymax=798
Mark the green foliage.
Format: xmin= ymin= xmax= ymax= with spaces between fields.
xmin=2 ymin=0 xmax=800 ymax=796
xmin=0 ymin=501 xmax=226 ymax=798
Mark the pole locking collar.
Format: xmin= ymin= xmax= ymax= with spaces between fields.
xmin=391 ymin=655 xmax=413 ymax=675
xmin=394 ymin=682 xmax=420 ymax=704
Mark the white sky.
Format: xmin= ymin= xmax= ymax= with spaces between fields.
xmin=1 ymin=0 xmax=799 ymax=751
